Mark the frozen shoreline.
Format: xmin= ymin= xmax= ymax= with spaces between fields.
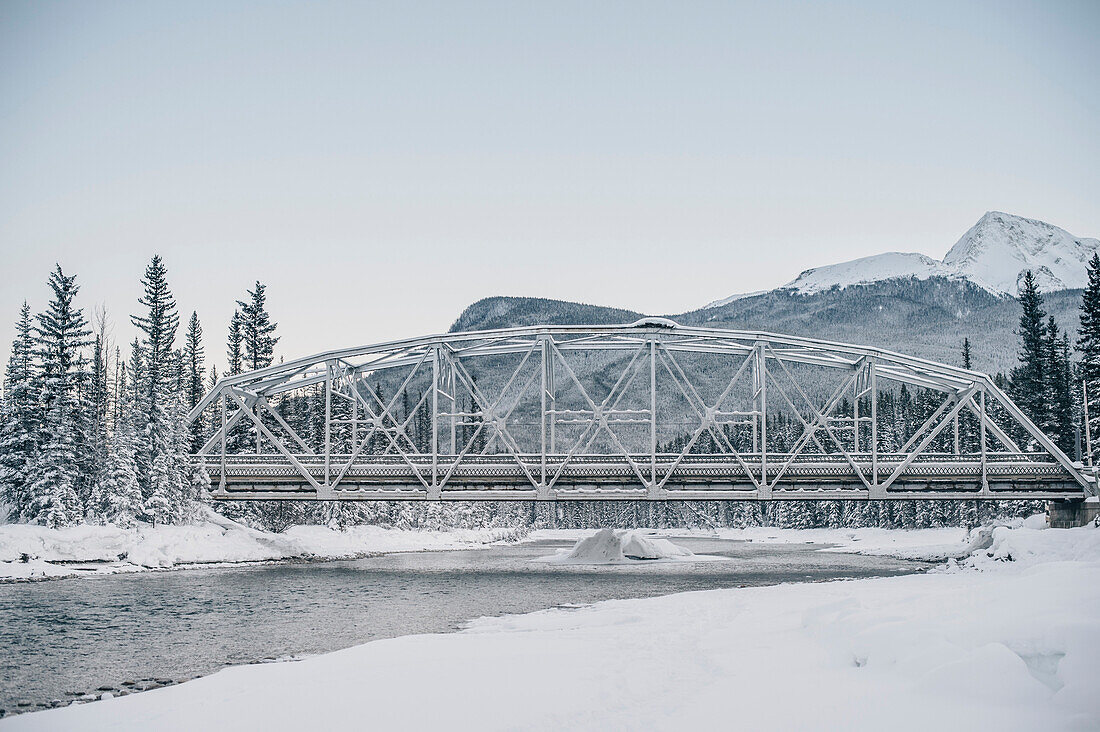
xmin=0 ymin=512 xmax=525 ymax=582
xmin=4 ymin=522 xmax=1098 ymax=731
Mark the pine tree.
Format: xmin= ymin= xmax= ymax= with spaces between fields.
xmin=0 ymin=303 xmax=40 ymax=520
xmin=962 ymin=338 xmax=972 ymax=370
xmin=130 ymin=256 xmax=190 ymax=523
xmin=130 ymin=256 xmax=180 ymax=480
xmin=227 ymin=310 xmax=244 ymax=376
xmin=89 ymin=380 xmax=143 ymax=526
xmin=1009 ymin=271 xmax=1048 ymax=441
xmin=237 ymin=282 xmax=279 ymax=372
xmin=234 ymin=282 xmax=278 ymax=452
xmin=183 ymin=311 xmax=206 ymax=452
xmin=1044 ymin=319 xmax=1075 ymax=453
xmin=25 ymin=266 xmax=92 ymax=526
xmin=1078 ymin=253 xmax=1100 ymax=460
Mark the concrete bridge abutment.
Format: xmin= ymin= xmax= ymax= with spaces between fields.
xmin=1047 ymin=498 xmax=1100 ymax=528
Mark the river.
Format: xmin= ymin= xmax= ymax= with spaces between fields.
xmin=0 ymin=536 xmax=931 ymax=716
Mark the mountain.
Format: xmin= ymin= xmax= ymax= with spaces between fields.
xmin=943 ymin=212 xmax=1100 ymax=295
xmin=447 ymin=212 xmax=1095 ymax=378
xmin=754 ymin=212 xmax=1098 ymax=299
xmin=450 ymin=297 xmax=643 ymax=333
xmin=778 ymin=252 xmax=954 ymax=296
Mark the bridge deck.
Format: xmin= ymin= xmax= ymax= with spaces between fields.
xmin=201 ymin=452 xmax=1086 ymax=501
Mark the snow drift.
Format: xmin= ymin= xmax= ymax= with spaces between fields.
xmin=537 ymin=528 xmax=695 ymax=564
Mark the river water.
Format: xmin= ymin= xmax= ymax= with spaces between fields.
xmin=0 ymin=536 xmax=930 ymax=715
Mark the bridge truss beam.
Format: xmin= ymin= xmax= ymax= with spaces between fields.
xmin=186 ymin=322 xmax=1092 ymax=501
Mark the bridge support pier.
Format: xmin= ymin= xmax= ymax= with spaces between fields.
xmin=1047 ymin=499 xmax=1100 ymax=528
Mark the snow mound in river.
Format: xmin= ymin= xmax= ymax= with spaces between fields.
xmin=538 ymin=529 xmax=695 ymax=564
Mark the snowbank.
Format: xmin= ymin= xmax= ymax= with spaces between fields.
xmin=8 ymin=523 xmax=1098 ymax=731
xmin=535 ymin=528 xmax=697 ymax=564
xmin=0 ymin=516 xmax=523 ymax=580
xmin=719 ymin=525 xmax=973 ymax=560
xmin=526 ymin=525 xmax=974 ymax=562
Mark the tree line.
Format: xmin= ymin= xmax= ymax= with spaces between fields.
xmin=0 ymin=257 xmax=277 ymax=528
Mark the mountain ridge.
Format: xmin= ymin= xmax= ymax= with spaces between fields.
xmin=709 ymin=211 xmax=1098 ymax=306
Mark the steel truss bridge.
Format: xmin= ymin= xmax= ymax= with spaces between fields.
xmin=186 ymin=320 xmax=1093 ymax=502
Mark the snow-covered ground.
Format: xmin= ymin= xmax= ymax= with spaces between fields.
xmin=0 ymin=512 xmax=522 ymax=581
xmin=6 ymin=520 xmax=1098 ymax=731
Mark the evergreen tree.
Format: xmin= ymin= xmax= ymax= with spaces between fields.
xmin=235 ymin=282 xmax=278 ymax=452
xmin=962 ymin=338 xmax=972 ymax=370
xmin=1044 ymin=319 xmax=1075 ymax=452
xmin=227 ymin=310 xmax=244 ymax=376
xmin=1078 ymin=253 xmax=1100 ymax=460
xmin=130 ymin=256 xmax=190 ymax=523
xmin=237 ymin=282 xmax=278 ymax=372
xmin=1009 ymin=271 xmax=1049 ymax=440
xmin=183 ymin=311 xmax=206 ymax=452
xmin=130 ymin=256 xmax=180 ymax=479
xmin=0 ymin=303 xmax=40 ymax=519
xmin=25 ymin=266 xmax=92 ymax=526
xmin=88 ymin=379 xmax=143 ymax=526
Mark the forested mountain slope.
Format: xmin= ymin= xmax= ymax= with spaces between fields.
xmin=451 ymin=280 xmax=1083 ymax=376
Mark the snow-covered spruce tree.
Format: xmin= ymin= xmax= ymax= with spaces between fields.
xmin=183 ymin=311 xmax=206 ymax=453
xmin=222 ymin=283 xmax=281 ymax=525
xmin=226 ymin=310 xmax=244 ymax=377
xmin=88 ymin=388 xmax=143 ymax=526
xmin=1044 ymin=319 xmax=1075 ymax=454
xmin=237 ymin=281 xmax=279 ymax=373
xmin=224 ymin=310 xmax=249 ymax=454
xmin=130 ymin=256 xmax=191 ymax=523
xmin=1078 ymin=253 xmax=1100 ymax=460
xmin=0 ymin=303 xmax=41 ymax=520
xmin=1009 ymin=271 xmax=1048 ymax=445
xmin=24 ymin=266 xmax=93 ymax=527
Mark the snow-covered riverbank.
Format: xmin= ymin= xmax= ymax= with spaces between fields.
xmin=5 ymin=522 xmax=1098 ymax=731
xmin=0 ymin=516 xmax=1044 ymax=582
xmin=0 ymin=513 xmax=523 ymax=581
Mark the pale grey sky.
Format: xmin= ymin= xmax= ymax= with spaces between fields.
xmin=1 ymin=0 xmax=1098 ymax=372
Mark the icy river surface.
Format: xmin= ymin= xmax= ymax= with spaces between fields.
xmin=1 ymin=536 xmax=929 ymax=715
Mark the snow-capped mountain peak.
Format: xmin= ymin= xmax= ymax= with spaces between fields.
xmin=708 ymin=212 xmax=1098 ymax=304
xmin=943 ymin=211 xmax=1100 ymax=294
xmin=781 ymin=252 xmax=954 ymax=295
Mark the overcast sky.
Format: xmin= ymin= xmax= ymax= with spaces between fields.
xmin=1 ymin=0 xmax=1098 ymax=372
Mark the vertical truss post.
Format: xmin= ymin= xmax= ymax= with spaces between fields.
xmin=548 ymin=337 xmax=556 ymax=455
xmin=430 ymin=344 xmax=440 ymax=499
xmin=255 ymin=390 xmax=263 ymax=455
xmin=324 ymin=362 xmax=332 ymax=489
xmin=540 ymin=335 xmax=549 ymax=493
xmin=449 ymin=356 xmax=457 ymax=456
xmin=649 ymin=337 xmax=658 ymax=497
xmin=752 ymin=346 xmax=760 ymax=454
xmin=756 ymin=342 xmax=770 ymax=499
xmin=350 ymin=379 xmax=358 ymax=454
xmin=870 ymin=359 xmax=878 ymax=492
xmin=219 ymin=393 xmax=227 ymax=492
xmin=853 ymin=375 xmax=860 ymax=453
xmin=980 ymin=387 xmax=988 ymax=494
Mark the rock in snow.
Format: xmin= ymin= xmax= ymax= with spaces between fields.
xmin=538 ymin=528 xmax=694 ymax=564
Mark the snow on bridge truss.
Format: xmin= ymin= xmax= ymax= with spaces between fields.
xmin=186 ymin=320 xmax=1092 ymax=502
